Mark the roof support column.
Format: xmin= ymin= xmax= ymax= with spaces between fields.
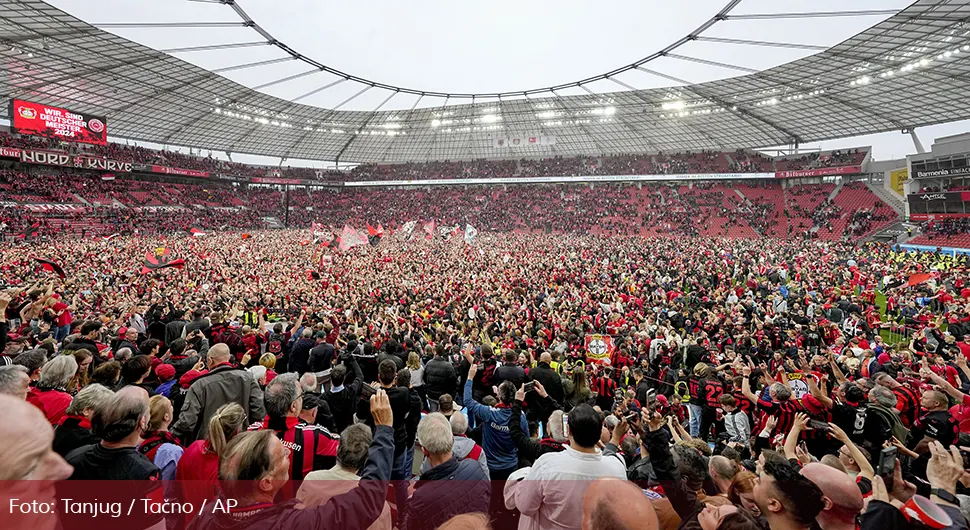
xmin=907 ymin=128 xmax=926 ymax=154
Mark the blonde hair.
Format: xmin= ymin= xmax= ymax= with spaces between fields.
xmin=147 ymin=395 xmax=172 ymax=431
xmin=206 ymin=403 xmax=247 ymax=457
xmin=436 ymin=513 xmax=491 ymax=530
xmin=259 ymin=353 xmax=277 ymax=369
xmin=407 ymin=352 xmax=421 ymax=371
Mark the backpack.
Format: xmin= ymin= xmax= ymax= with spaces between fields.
xmin=870 ymin=405 xmax=910 ymax=445
xmin=267 ymin=333 xmax=284 ymax=355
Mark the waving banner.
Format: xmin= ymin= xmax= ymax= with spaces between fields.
xmin=584 ymin=334 xmax=616 ymax=365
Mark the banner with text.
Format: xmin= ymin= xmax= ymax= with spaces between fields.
xmin=1 ymin=148 xmax=132 ymax=172
xmin=774 ymin=165 xmax=863 ymax=178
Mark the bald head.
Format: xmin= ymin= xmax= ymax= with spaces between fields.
xmin=540 ymin=352 xmax=552 ymax=364
xmin=582 ymin=478 xmax=659 ymax=530
xmin=208 ymin=343 xmax=231 ymax=364
xmin=800 ymin=463 xmax=863 ymax=522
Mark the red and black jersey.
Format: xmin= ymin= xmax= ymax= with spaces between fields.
xmin=757 ymin=397 xmax=805 ymax=435
xmin=688 ymin=376 xmax=704 ymax=405
xmin=592 ymin=376 xmax=618 ymax=399
xmin=702 ymin=378 xmax=725 ymax=408
xmin=249 ymin=415 xmax=339 ymax=480
xmin=892 ymin=386 xmax=922 ymax=428
xmin=733 ymin=390 xmax=754 ymax=416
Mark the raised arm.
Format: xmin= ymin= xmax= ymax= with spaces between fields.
xmin=805 ymin=374 xmax=834 ymax=408
xmin=828 ymin=423 xmax=874 ymax=480
xmin=739 ymin=365 xmax=759 ymax=404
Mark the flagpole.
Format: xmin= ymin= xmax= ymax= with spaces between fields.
xmin=283 ymin=185 xmax=290 ymax=228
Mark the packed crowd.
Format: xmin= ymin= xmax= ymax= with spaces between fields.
xmin=0 ymin=230 xmax=969 ymax=530
xmin=0 ymin=167 xmax=897 ymax=243
xmin=0 ymin=128 xmax=870 ymax=183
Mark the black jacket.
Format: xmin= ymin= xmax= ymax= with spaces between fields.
xmin=493 ymin=363 xmax=528 ymax=389
xmin=423 ymin=357 xmax=458 ymax=400
xmin=635 ymin=379 xmax=652 ymax=406
xmin=289 ymin=337 xmax=316 ymax=374
xmin=508 ymin=401 xmax=565 ymax=466
xmin=165 ymin=320 xmax=187 ymax=345
xmin=52 ymin=416 xmax=100 ymax=457
xmin=308 ymin=342 xmax=335 ymax=373
xmin=530 ymin=362 xmax=564 ymax=404
xmin=187 ymin=425 xmax=395 ymax=530
xmin=61 ymin=444 xmax=162 ymax=530
xmin=401 ymin=457 xmax=490 ymax=530
xmin=324 ymin=352 xmax=364 ymax=432
xmin=356 ymin=385 xmax=412 ymax=456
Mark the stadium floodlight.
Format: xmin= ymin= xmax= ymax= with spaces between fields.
xmin=944 ymin=51 xmax=952 ymax=58
xmin=920 ymin=58 xmax=930 ymax=66
xmin=964 ymin=45 xmax=969 ymax=51
xmin=431 ymin=119 xmax=441 ymax=127
xmin=480 ymin=114 xmax=501 ymax=124
xmin=661 ymin=100 xmax=686 ymax=110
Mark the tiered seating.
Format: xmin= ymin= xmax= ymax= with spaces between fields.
xmin=735 ymin=183 xmax=787 ymax=237
xmin=775 ymin=148 xmax=868 ymax=171
xmin=814 ymin=183 xmax=895 ymax=241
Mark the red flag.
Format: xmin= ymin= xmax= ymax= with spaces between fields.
xmin=423 ymin=220 xmax=436 ymax=239
xmin=367 ymin=223 xmax=383 ymax=237
xmin=906 ymin=273 xmax=933 ymax=287
xmin=141 ymin=249 xmax=185 ymax=274
xmin=33 ymin=257 xmax=66 ymax=279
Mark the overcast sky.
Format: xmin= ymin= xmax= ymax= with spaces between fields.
xmin=43 ymin=0 xmax=970 ymax=166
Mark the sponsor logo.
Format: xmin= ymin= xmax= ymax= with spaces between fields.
xmin=88 ymin=118 xmax=105 ymax=133
xmin=919 ymin=193 xmax=947 ymax=201
xmin=17 ymin=106 xmax=37 ymax=120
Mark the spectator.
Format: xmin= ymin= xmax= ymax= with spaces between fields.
xmin=248 ymin=373 xmax=339 ymax=480
xmin=27 ymin=354 xmax=77 ymax=424
xmin=402 ymin=412 xmax=490 ymax=530
xmin=189 ymin=389 xmax=395 ymax=530
xmin=512 ymin=405 xmax=627 ymax=529
xmin=297 ymin=423 xmax=394 ymax=530
xmin=52 ymin=383 xmax=113 ymax=457
xmin=0 ymin=364 xmax=30 ymax=399
xmin=171 ymin=343 xmax=264 ymax=442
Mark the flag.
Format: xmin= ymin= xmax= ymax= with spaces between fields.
xmin=464 ymin=224 xmax=478 ymax=245
xmin=15 ymin=222 xmax=40 ymax=240
xmin=338 ymin=225 xmax=368 ymax=251
xmin=101 ymin=174 xmax=115 ymax=181
xmin=906 ymin=273 xmax=933 ymax=287
xmin=584 ymin=334 xmax=616 ymax=365
xmin=241 ymin=233 xmax=252 ymax=240
xmin=399 ymin=221 xmax=417 ymax=240
xmin=366 ymin=223 xmax=384 ymax=237
xmin=189 ymin=227 xmax=206 ymax=237
xmin=141 ymin=248 xmax=185 ymax=274
xmin=33 ymin=257 xmax=66 ymax=279
xmin=423 ymin=220 xmax=436 ymax=240
xmin=102 ymin=233 xmax=118 ymax=242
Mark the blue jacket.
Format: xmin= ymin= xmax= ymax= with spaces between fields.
xmin=463 ymin=380 xmax=528 ymax=471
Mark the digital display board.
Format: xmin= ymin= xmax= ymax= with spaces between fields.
xmin=9 ymin=99 xmax=107 ymax=145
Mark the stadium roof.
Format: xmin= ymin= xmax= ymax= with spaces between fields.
xmin=1 ymin=0 xmax=970 ymax=163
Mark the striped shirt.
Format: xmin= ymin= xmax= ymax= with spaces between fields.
xmin=249 ymin=415 xmax=339 ymax=480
